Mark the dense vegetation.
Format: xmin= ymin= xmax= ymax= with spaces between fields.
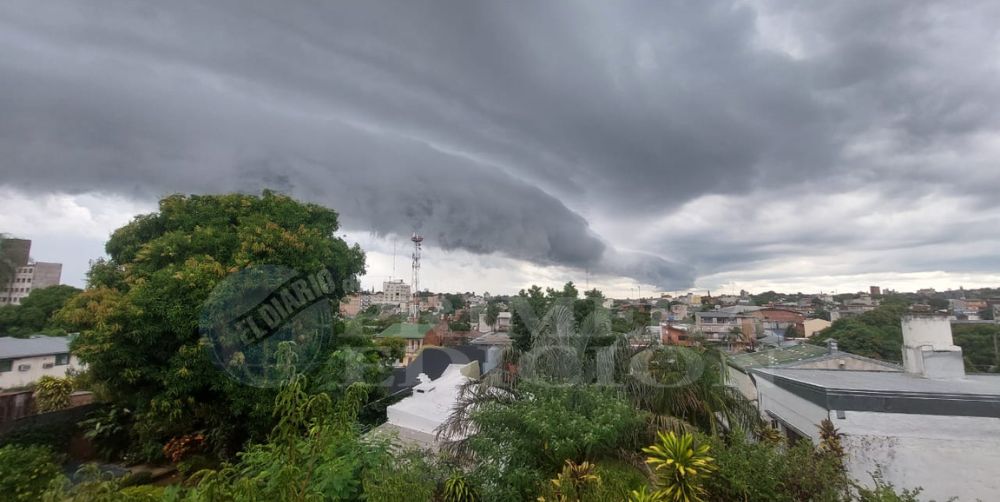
xmin=57 ymin=192 xmax=371 ymax=460
xmin=0 ymin=284 xmax=81 ymax=336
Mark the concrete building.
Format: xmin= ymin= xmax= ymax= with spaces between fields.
xmin=0 ymin=336 xmax=84 ymax=390
xmin=381 ymin=280 xmax=412 ymax=308
xmin=753 ymin=315 xmax=1000 ymax=500
xmin=750 ymin=308 xmax=805 ymax=338
xmin=728 ymin=341 xmax=901 ymax=401
xmin=694 ymin=311 xmax=756 ymax=344
xmin=1 ymin=239 xmax=62 ymax=306
xmin=802 ymin=318 xmax=832 ymax=337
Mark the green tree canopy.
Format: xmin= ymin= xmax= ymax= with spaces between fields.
xmin=62 ymin=192 xmax=366 ymax=456
xmin=0 ymin=284 xmax=81 ymax=336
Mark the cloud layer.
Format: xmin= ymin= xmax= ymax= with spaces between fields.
xmin=2 ymin=0 xmax=999 ymax=290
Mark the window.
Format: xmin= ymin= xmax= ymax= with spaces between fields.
xmin=0 ymin=359 xmax=12 ymax=372
xmin=55 ymin=353 xmax=70 ymax=366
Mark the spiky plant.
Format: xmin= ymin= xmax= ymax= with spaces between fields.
xmin=643 ymin=431 xmax=716 ymax=502
xmin=442 ymin=471 xmax=480 ymax=502
xmin=538 ymin=459 xmax=601 ymax=502
xmin=628 ymin=486 xmax=666 ymax=502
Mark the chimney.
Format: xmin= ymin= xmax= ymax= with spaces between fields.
xmin=901 ymin=314 xmax=965 ymax=379
xmin=826 ymin=338 xmax=838 ymax=354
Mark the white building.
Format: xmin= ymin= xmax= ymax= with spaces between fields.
xmin=372 ymin=361 xmax=480 ymax=449
xmin=2 ymin=263 xmax=62 ymax=306
xmin=0 ymin=336 xmax=83 ymax=390
xmin=1 ymin=238 xmax=62 ymax=306
xmin=753 ymin=315 xmax=1000 ymax=501
xmin=379 ymin=280 xmax=412 ymax=310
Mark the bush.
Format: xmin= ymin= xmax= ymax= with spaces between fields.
xmin=0 ymin=444 xmax=65 ymax=501
xmin=34 ymin=375 xmax=74 ymax=412
xmin=362 ymin=449 xmax=439 ymax=502
xmin=702 ymin=433 xmax=848 ymax=502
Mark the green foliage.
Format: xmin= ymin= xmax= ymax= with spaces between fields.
xmin=0 ymin=284 xmax=81 ymax=336
xmin=62 ymin=192 xmax=366 ymax=455
xmin=810 ymin=303 xmax=910 ymax=362
xmin=624 ymin=346 xmax=761 ymax=435
xmin=79 ymin=406 xmax=133 ymax=461
xmin=643 ymin=431 xmax=715 ymax=502
xmin=537 ymin=459 xmax=601 ymax=502
xmin=0 ymin=444 xmax=65 ymax=502
xmin=33 ymin=375 xmax=74 ymax=412
xmin=362 ymin=449 xmax=439 ymax=502
xmin=953 ymin=323 xmax=1000 ymax=373
xmin=452 ymin=382 xmax=645 ymax=501
xmin=442 ymin=471 xmax=481 ymax=502
xmin=854 ymin=469 xmax=923 ymax=502
xmin=701 ymin=432 xmax=848 ymax=502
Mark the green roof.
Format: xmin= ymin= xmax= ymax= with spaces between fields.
xmin=727 ymin=344 xmax=829 ymax=372
xmin=375 ymin=323 xmax=435 ymax=339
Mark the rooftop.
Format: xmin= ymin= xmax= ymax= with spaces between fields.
xmin=375 ymin=323 xmax=435 ymax=339
xmin=753 ymin=367 xmax=1000 ymax=417
xmin=0 ymin=336 xmax=71 ymax=359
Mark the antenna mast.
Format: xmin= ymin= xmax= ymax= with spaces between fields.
xmin=410 ymin=233 xmax=424 ymax=320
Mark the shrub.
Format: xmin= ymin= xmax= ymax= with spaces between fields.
xmin=361 ymin=449 xmax=438 ymax=502
xmin=702 ymin=432 xmax=848 ymax=502
xmin=0 ymin=444 xmax=65 ymax=501
xmin=643 ymin=431 xmax=716 ymax=502
xmin=34 ymin=375 xmax=74 ymax=412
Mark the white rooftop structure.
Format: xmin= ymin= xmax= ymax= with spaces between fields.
xmin=374 ymin=361 xmax=479 ymax=450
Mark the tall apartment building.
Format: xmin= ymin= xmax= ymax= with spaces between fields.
xmin=1 ymin=239 xmax=63 ymax=305
xmin=382 ymin=280 xmax=412 ymax=306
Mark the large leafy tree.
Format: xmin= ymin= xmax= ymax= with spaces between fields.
xmin=63 ymin=192 xmax=365 ymax=455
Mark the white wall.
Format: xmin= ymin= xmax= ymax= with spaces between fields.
xmin=758 ymin=380 xmax=1000 ymax=501
xmin=0 ymin=354 xmax=83 ymax=389
xmin=837 ymin=411 xmax=1000 ymax=501
xmin=755 ymin=376 xmax=828 ymax=438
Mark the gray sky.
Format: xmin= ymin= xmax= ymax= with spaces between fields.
xmin=2 ymin=1 xmax=1000 ymax=297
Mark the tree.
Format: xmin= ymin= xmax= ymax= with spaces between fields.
xmin=0 ymin=284 xmax=81 ymax=336
xmin=63 ymin=192 xmax=366 ymax=457
xmin=810 ymin=302 xmax=910 ymax=362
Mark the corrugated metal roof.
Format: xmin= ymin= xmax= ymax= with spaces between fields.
xmin=0 ymin=336 xmax=71 ymax=359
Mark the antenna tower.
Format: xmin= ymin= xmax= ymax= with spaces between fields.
xmin=410 ymin=233 xmax=424 ymax=320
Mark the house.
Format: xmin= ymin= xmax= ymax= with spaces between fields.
xmin=748 ymin=308 xmax=805 ymax=338
xmin=0 ymin=336 xmax=83 ymax=390
xmin=661 ymin=323 xmax=695 ymax=346
xmin=375 ymin=323 xmax=438 ymax=366
xmin=752 ymin=315 xmax=1000 ymax=501
xmin=802 ymin=318 xmax=831 ymax=337
xmin=694 ymin=311 xmax=756 ymax=344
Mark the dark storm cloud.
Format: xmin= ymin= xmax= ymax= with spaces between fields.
xmin=1 ymin=0 xmax=999 ymax=288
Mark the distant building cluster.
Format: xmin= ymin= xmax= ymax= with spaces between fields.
xmin=1 ymin=238 xmax=63 ymax=305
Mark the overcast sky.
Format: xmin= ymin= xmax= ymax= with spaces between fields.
xmin=2 ymin=1 xmax=1000 ymax=297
